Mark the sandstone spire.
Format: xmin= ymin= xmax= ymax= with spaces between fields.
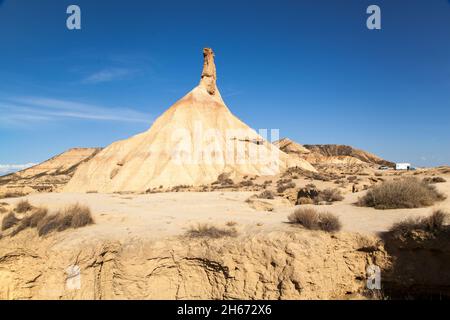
xmin=200 ymin=48 xmax=217 ymax=95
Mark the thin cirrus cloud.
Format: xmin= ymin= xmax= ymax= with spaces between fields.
xmin=82 ymin=68 xmax=136 ymax=84
xmin=0 ymin=163 xmax=37 ymax=176
xmin=0 ymin=96 xmax=152 ymax=126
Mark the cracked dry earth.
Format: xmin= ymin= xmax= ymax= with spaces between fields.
xmin=0 ymin=229 xmax=385 ymax=300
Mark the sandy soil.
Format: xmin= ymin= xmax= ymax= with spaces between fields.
xmin=2 ymin=179 xmax=449 ymax=248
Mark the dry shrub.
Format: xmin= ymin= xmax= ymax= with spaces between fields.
xmin=37 ymin=204 xmax=94 ymax=236
xmin=316 ymin=188 xmax=344 ymax=203
xmin=423 ymin=177 xmax=446 ymax=184
xmin=389 ymin=210 xmax=448 ymax=236
xmin=214 ymin=173 xmax=234 ymax=186
xmin=1 ymin=212 xmax=19 ymax=230
xmin=277 ymin=178 xmax=292 ymax=185
xmin=0 ymin=192 xmax=26 ymax=199
xmin=288 ymin=208 xmax=342 ymax=232
xmin=186 ymin=223 xmax=238 ymax=238
xmin=11 ymin=207 xmax=48 ymax=236
xmin=239 ymin=180 xmax=254 ymax=187
xmin=358 ymin=177 xmax=445 ymax=209
xmin=277 ymin=182 xmax=296 ymax=193
xmin=15 ymin=199 xmax=33 ymax=213
xmin=257 ymin=190 xmax=275 ymax=200
xmin=226 ymin=221 xmax=238 ymax=227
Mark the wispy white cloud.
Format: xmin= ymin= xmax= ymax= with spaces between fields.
xmin=0 ymin=96 xmax=151 ymax=126
xmin=82 ymin=68 xmax=136 ymax=84
xmin=0 ymin=163 xmax=37 ymax=176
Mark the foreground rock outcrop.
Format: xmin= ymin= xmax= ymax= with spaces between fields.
xmin=0 ymin=231 xmax=381 ymax=300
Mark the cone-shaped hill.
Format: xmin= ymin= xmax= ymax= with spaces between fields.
xmin=64 ymin=49 xmax=315 ymax=192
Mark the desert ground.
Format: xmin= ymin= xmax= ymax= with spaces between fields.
xmin=2 ymin=173 xmax=450 ymax=249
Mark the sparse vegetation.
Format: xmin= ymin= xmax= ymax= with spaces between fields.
xmin=15 ymin=199 xmax=33 ymax=213
xmin=11 ymin=207 xmax=48 ymax=236
xmin=37 ymin=204 xmax=94 ymax=236
xmin=389 ymin=210 xmax=448 ymax=236
xmin=1 ymin=212 xmax=19 ymax=230
xmin=423 ymin=177 xmax=446 ymax=184
xmin=226 ymin=221 xmax=238 ymax=227
xmin=213 ymin=173 xmax=234 ymax=186
xmin=316 ymin=188 xmax=344 ymax=203
xmin=277 ymin=179 xmax=296 ymax=193
xmin=288 ymin=208 xmax=342 ymax=233
xmin=257 ymin=190 xmax=275 ymax=200
xmin=239 ymin=180 xmax=254 ymax=187
xmin=186 ymin=223 xmax=238 ymax=238
xmin=358 ymin=177 xmax=445 ymax=209
xmin=0 ymin=192 xmax=26 ymax=199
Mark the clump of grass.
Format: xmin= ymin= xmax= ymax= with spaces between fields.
xmin=15 ymin=199 xmax=33 ymax=213
xmin=358 ymin=177 xmax=445 ymax=209
xmin=37 ymin=204 xmax=94 ymax=236
xmin=186 ymin=223 xmax=238 ymax=238
xmin=423 ymin=177 xmax=446 ymax=184
xmin=277 ymin=182 xmax=296 ymax=193
xmin=226 ymin=221 xmax=238 ymax=227
xmin=11 ymin=207 xmax=48 ymax=236
xmin=239 ymin=180 xmax=254 ymax=187
xmin=257 ymin=190 xmax=276 ymax=200
xmin=316 ymin=188 xmax=344 ymax=203
xmin=0 ymin=192 xmax=26 ymax=199
xmin=213 ymin=173 xmax=234 ymax=186
xmin=288 ymin=208 xmax=342 ymax=233
xmin=389 ymin=210 xmax=448 ymax=236
xmin=1 ymin=212 xmax=19 ymax=230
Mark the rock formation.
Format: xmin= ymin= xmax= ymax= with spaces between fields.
xmin=275 ymin=139 xmax=393 ymax=167
xmin=0 ymin=148 xmax=101 ymax=195
xmin=0 ymin=230 xmax=382 ymax=300
xmin=302 ymin=144 xmax=394 ymax=166
xmin=200 ymin=48 xmax=217 ymax=95
xmin=64 ymin=49 xmax=315 ymax=193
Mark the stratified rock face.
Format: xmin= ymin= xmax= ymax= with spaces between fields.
xmin=303 ymin=144 xmax=394 ymax=166
xmin=273 ymin=138 xmax=311 ymax=156
xmin=0 ymin=231 xmax=378 ymax=300
xmin=64 ymin=49 xmax=315 ymax=192
xmin=275 ymin=138 xmax=393 ymax=167
xmin=0 ymin=148 xmax=101 ymax=193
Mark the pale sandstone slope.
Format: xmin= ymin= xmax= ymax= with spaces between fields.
xmin=65 ymin=49 xmax=315 ymax=192
xmin=0 ymin=148 xmax=101 ymax=193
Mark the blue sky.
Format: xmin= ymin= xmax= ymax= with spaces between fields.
xmin=0 ymin=0 xmax=449 ymax=174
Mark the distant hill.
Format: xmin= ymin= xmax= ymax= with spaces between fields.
xmin=0 ymin=148 xmax=101 ymax=194
xmin=274 ymin=138 xmax=394 ymax=167
xmin=303 ymin=144 xmax=394 ymax=167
